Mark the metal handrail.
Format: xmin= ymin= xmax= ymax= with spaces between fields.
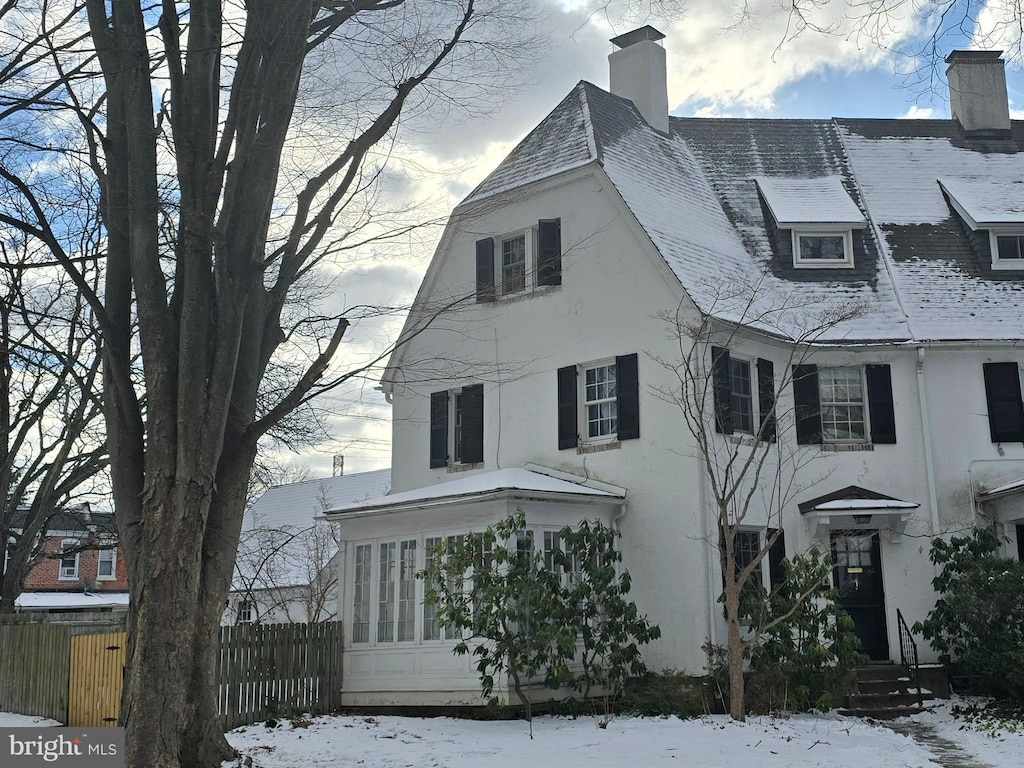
xmin=896 ymin=608 xmax=923 ymax=707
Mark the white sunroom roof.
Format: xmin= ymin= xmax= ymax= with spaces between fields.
xmin=326 ymin=468 xmax=622 ymax=516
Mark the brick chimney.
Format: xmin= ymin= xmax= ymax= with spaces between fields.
xmin=609 ymin=25 xmax=669 ymax=133
xmin=946 ymin=50 xmax=1011 ymax=134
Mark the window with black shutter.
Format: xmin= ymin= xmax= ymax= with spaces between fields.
xmin=793 ymin=364 xmax=822 ymax=445
xmin=865 ymin=365 xmax=896 ymax=444
xmin=711 ymin=349 xmax=775 ymax=441
xmin=557 ymin=354 xmax=640 ymax=449
xmin=429 ymin=385 xmax=484 ymax=467
xmin=537 ymin=218 xmax=562 ymax=286
xmin=711 ymin=347 xmax=732 ymax=434
xmin=983 ymin=362 xmax=1024 ymax=443
xmin=475 ymin=238 xmax=495 ymax=303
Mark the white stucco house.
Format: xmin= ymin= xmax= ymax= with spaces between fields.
xmin=325 ymin=29 xmax=1024 ymax=707
xmin=228 ymin=469 xmax=390 ymax=626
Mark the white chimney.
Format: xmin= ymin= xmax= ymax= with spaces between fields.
xmin=609 ymin=26 xmax=669 ymax=134
xmin=946 ymin=50 xmax=1010 ymax=134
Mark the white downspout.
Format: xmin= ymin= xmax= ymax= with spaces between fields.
xmin=701 ymin=460 xmax=717 ymax=649
xmin=916 ymin=347 xmax=941 ymax=532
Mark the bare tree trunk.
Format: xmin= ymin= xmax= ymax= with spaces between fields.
xmin=725 ymin=592 xmax=746 ymax=722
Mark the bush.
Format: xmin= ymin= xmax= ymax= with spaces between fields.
xmin=619 ymin=671 xmax=712 ymax=719
xmin=914 ymin=527 xmax=1024 ymax=703
xmin=706 ymin=548 xmax=865 ymax=714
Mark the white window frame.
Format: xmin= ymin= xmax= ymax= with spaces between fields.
xmin=58 ymin=538 xmax=79 ymax=580
xmin=375 ymin=538 xmax=418 ymax=645
xmin=818 ymin=366 xmax=869 ymax=444
xmin=580 ymin=359 xmax=618 ymax=445
xmin=989 ymin=230 xmax=1024 ymax=271
xmin=792 ymin=228 xmax=855 ymax=269
xmin=237 ymin=600 xmax=255 ymax=624
xmin=352 ymin=543 xmax=372 ymax=644
xmin=494 ymin=227 xmax=535 ymax=298
xmin=96 ymin=544 xmax=116 ymax=580
xmin=451 ymin=389 xmax=464 ymax=464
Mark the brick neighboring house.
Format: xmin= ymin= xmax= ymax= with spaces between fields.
xmin=5 ymin=504 xmax=128 ymax=613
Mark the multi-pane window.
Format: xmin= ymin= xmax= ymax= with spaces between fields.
xmin=996 ymin=234 xmax=1024 ymax=262
xmin=501 ymin=235 xmax=527 ymax=294
xmin=377 ymin=542 xmax=396 ymax=642
xmin=58 ymin=539 xmax=79 ymax=579
xmin=729 ymin=359 xmax=753 ymax=434
xmin=834 ymin=534 xmax=873 ymax=568
xmin=452 ymin=391 xmax=464 ymax=464
xmin=797 ymin=234 xmax=845 ymax=261
xmin=819 ymin=367 xmax=866 ymax=442
xmin=397 ymin=540 xmax=417 ymax=642
xmin=237 ymin=600 xmax=255 ymax=624
xmin=584 ymin=364 xmax=617 ymax=439
xmin=423 ymin=537 xmax=442 ymax=641
xmin=734 ymin=530 xmax=763 ymax=589
xmin=353 ymin=544 xmax=372 ymax=643
xmin=97 ymin=545 xmax=116 ymax=579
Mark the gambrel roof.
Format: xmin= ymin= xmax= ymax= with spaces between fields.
xmin=463 ymin=81 xmax=1024 ymax=343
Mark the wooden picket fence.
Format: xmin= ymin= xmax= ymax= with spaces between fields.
xmin=0 ymin=618 xmax=342 ymax=730
xmin=217 ymin=621 xmax=343 ymax=730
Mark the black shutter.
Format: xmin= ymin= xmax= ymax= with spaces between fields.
xmin=429 ymin=391 xmax=449 ymax=468
xmin=537 ymin=219 xmax=562 ymax=286
xmin=460 ymin=384 xmax=484 ymax=464
xmin=767 ymin=528 xmax=787 ymax=596
xmin=793 ymin=364 xmax=822 ymax=445
xmin=711 ymin=346 xmax=732 ymax=434
xmin=557 ymin=365 xmax=578 ymax=449
xmin=757 ymin=358 xmax=776 ymax=442
xmin=1017 ymin=524 xmax=1024 ymax=563
xmin=866 ymin=364 xmax=897 ymax=444
xmin=983 ymin=362 xmax=1024 ymax=442
xmin=475 ymin=238 xmax=495 ymax=302
xmin=616 ymin=353 xmax=640 ymax=441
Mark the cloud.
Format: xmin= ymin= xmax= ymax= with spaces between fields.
xmin=900 ymin=105 xmax=939 ymax=119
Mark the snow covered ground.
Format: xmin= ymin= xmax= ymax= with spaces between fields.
xmin=0 ymin=712 xmax=62 ymax=727
xmin=222 ymin=701 xmax=1024 ymax=768
xmin=4 ymin=699 xmax=1020 ymax=767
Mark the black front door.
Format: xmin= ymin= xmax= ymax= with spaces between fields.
xmin=831 ymin=531 xmax=889 ymax=661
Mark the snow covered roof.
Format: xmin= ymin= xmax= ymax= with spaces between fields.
xmin=979 ymin=476 xmax=1024 ymax=498
xmin=243 ymin=469 xmax=392 ymax=533
xmin=327 ymin=468 xmax=622 ymax=517
xmin=755 ymin=176 xmax=866 ymax=227
xmin=798 ymin=485 xmax=919 ymax=515
xmin=937 ymin=177 xmax=1024 ymax=227
xmin=15 ymin=591 xmax=129 ymax=611
xmin=461 ymin=82 xmax=1024 ymax=343
xmin=235 ymin=469 xmax=392 ymax=590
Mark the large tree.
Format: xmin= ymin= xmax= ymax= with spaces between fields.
xmin=0 ymin=1 xmax=531 ymax=766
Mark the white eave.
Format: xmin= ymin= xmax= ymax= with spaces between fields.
xmin=324 ymin=468 xmax=624 ymax=519
xmin=799 ymin=494 xmax=919 ymax=537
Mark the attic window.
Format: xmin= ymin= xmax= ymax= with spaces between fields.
xmin=992 ymin=233 xmax=1024 ymax=268
xmin=793 ymin=230 xmax=854 ymax=268
xmin=754 ymin=176 xmax=865 ymax=271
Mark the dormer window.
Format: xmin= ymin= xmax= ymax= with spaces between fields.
xmin=755 ymin=176 xmax=865 ymax=271
xmin=938 ymin=178 xmax=1024 ymax=271
xmin=793 ymin=229 xmax=855 ymax=268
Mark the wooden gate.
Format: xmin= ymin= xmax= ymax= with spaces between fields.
xmin=68 ymin=632 xmax=127 ymax=727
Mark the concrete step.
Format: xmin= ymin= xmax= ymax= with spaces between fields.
xmin=856 ymin=678 xmax=914 ymax=695
xmin=847 ymin=692 xmax=923 ymax=710
xmin=854 ymin=664 xmax=908 ymax=683
xmin=838 ymin=704 xmax=928 ymax=720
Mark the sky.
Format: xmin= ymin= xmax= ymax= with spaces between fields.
xmin=294 ymin=0 xmax=1024 ymax=481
